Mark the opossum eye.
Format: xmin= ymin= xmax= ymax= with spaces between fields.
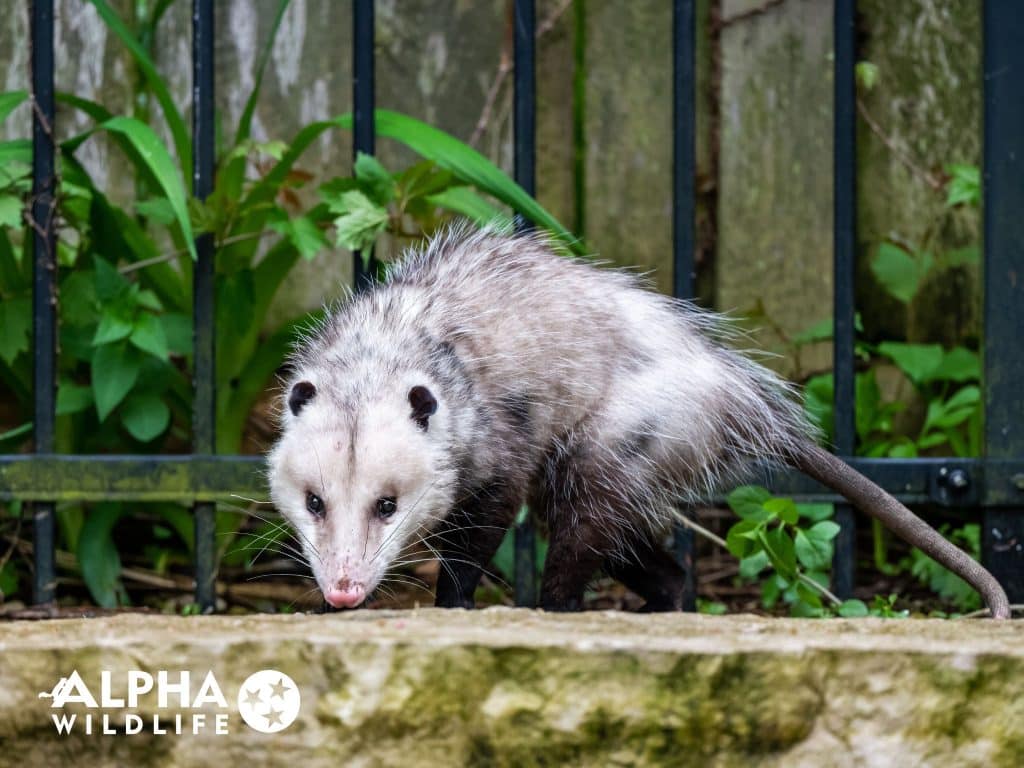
xmin=408 ymin=385 xmax=437 ymax=430
xmin=289 ymin=381 xmax=317 ymax=416
xmin=375 ymin=496 xmax=397 ymax=519
xmin=306 ymin=492 xmax=325 ymax=518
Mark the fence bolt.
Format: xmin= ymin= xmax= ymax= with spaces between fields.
xmin=1012 ymin=473 xmax=1024 ymax=492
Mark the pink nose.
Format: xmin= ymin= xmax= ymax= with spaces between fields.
xmin=324 ymin=580 xmax=366 ymax=609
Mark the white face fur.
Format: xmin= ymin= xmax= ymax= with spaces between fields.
xmin=267 ymin=377 xmax=453 ymax=608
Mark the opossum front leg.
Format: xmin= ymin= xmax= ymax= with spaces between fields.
xmin=539 ymin=517 xmax=606 ymax=612
xmin=434 ymin=486 xmax=516 ymax=609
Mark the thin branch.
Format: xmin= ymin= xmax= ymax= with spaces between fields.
xmin=118 ymin=230 xmax=277 ymax=274
xmin=857 ymin=98 xmax=944 ymax=191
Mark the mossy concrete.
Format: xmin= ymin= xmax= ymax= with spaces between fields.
xmin=1 ymin=610 xmax=1023 ymax=767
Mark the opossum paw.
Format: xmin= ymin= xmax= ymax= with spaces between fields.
xmin=434 ymin=593 xmax=476 ymax=609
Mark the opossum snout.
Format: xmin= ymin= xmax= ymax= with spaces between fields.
xmin=324 ymin=577 xmax=366 ymax=609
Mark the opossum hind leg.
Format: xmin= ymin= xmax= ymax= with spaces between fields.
xmin=604 ymin=537 xmax=687 ymax=612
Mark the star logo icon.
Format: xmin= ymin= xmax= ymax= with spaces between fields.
xmin=237 ymin=670 xmax=301 ymax=733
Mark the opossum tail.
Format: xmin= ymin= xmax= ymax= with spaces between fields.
xmin=790 ymin=441 xmax=1011 ymax=619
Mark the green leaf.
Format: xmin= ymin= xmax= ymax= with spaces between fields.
xmin=269 ymin=214 xmax=328 ymax=260
xmin=101 ymin=116 xmax=196 ymax=260
xmin=726 ymin=485 xmax=772 ymax=521
xmin=877 ymin=341 xmax=944 ymax=384
xmin=0 ymin=422 xmax=32 ymax=443
xmin=56 ymin=382 xmax=94 ymax=416
xmin=87 ymin=0 xmax=190 ymax=173
xmin=77 ymin=503 xmax=127 ymax=608
xmin=91 ymin=343 xmax=142 ymax=420
xmin=135 ymin=197 xmax=177 ymax=225
xmin=120 ymin=393 xmax=170 ymax=442
xmin=760 ymin=526 xmax=797 ymax=580
xmin=855 ymin=61 xmax=879 ymax=91
xmin=426 ymin=186 xmax=513 ymax=228
xmin=725 ymin=520 xmax=762 ymax=559
xmin=763 ymin=497 xmax=799 ymax=525
xmin=838 ymin=599 xmax=869 ymax=617
xmin=0 ymin=90 xmax=28 ymax=124
xmin=355 ymin=152 xmax=397 ymax=205
xmin=929 ymin=347 xmax=980 ymax=383
xmin=870 ymin=243 xmax=933 ymax=303
xmin=795 ymin=529 xmax=833 ymax=571
xmin=0 ymin=194 xmax=22 ymax=228
xmin=0 ymin=297 xmax=30 ymax=364
xmin=806 ymin=520 xmax=841 ymax=542
xmin=160 ymin=313 xmax=193 ymax=356
xmin=797 ymin=503 xmax=833 ymax=522
xmin=92 ymin=310 xmax=135 ymax=346
xmin=93 ymin=255 xmax=129 ymax=301
xmin=129 ymin=313 xmax=169 ymax=360
xmin=738 ymin=550 xmax=769 ymax=579
xmin=945 ymin=163 xmax=980 ymax=208
xmin=330 ymin=190 xmax=389 ymax=252
xmin=791 ymin=317 xmax=833 ymax=346
xmin=234 ymin=0 xmax=292 ymax=146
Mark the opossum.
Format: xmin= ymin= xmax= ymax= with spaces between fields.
xmin=267 ymin=227 xmax=1010 ymax=618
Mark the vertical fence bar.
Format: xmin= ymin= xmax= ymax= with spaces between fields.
xmin=353 ymin=0 xmax=374 ymax=290
xmin=192 ymin=0 xmax=216 ymax=611
xmin=982 ymin=0 xmax=1024 ymax=602
xmin=672 ymin=0 xmax=698 ymax=612
xmin=30 ymin=0 xmax=56 ymax=605
xmin=831 ymin=0 xmax=857 ymax=598
xmin=513 ymin=0 xmax=538 ymax=607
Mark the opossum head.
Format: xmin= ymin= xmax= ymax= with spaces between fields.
xmin=268 ymin=374 xmax=456 ymax=608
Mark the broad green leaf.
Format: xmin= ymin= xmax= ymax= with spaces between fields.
xmin=796 ymin=503 xmax=833 ymax=522
xmin=269 ymin=214 xmax=328 ymax=260
xmin=101 ymin=116 xmax=196 ymax=260
xmin=803 ymin=373 xmax=834 ymax=441
xmin=886 ymin=438 xmax=918 ymax=458
xmin=426 ymin=186 xmax=513 ymax=229
xmin=120 ymin=393 xmax=170 ymax=442
xmin=0 ymin=194 xmax=22 ymax=228
xmin=725 ymin=519 xmax=761 ymax=559
xmin=87 ymin=0 xmax=190 ymax=173
xmin=838 ymin=598 xmax=869 ymax=617
xmin=93 ymin=255 xmax=129 ymax=301
xmin=92 ymin=310 xmax=135 ymax=346
xmin=855 ymin=61 xmax=879 ymax=91
xmin=795 ymin=529 xmax=833 ymax=571
xmin=870 ymin=243 xmax=932 ymax=303
xmin=135 ymin=197 xmax=176 ymax=225
xmin=355 ymin=151 xmax=397 ymax=205
xmin=330 ymin=190 xmax=389 ymax=252
xmin=91 ymin=343 xmax=142 ymax=420
xmin=0 ymin=90 xmax=28 ymax=124
xmin=56 ymin=382 xmax=94 ymax=416
xmin=760 ymin=526 xmax=797 ymax=580
xmin=763 ymin=497 xmax=799 ymax=525
xmin=791 ymin=317 xmax=832 ymax=346
xmin=0 ymin=297 xmax=30 ymax=364
xmin=877 ymin=341 xmax=943 ymax=384
xmin=738 ymin=550 xmax=769 ymax=578
xmin=160 ymin=313 xmax=193 ymax=356
xmin=130 ymin=313 xmax=169 ymax=360
xmin=929 ymin=347 xmax=980 ymax=383
xmin=806 ymin=520 xmax=841 ymax=542
xmin=726 ymin=485 xmax=772 ymax=521
xmin=77 ymin=503 xmax=126 ymax=608
xmin=945 ymin=163 xmax=980 ymax=208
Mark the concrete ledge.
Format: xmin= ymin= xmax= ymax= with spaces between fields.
xmin=1 ymin=610 xmax=1022 ymax=767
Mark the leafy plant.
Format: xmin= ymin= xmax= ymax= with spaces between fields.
xmin=0 ymin=0 xmax=576 ymax=608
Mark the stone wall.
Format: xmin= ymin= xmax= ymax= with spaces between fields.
xmin=1 ymin=610 xmax=1023 ymax=767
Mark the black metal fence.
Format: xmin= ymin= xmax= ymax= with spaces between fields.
xmin=3 ymin=0 xmax=1022 ymax=611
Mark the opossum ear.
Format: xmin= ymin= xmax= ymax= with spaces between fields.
xmin=289 ymin=381 xmax=317 ymax=416
xmin=408 ymin=385 xmax=437 ymax=430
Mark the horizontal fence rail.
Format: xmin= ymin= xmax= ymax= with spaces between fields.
xmin=9 ymin=0 xmax=1023 ymax=609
